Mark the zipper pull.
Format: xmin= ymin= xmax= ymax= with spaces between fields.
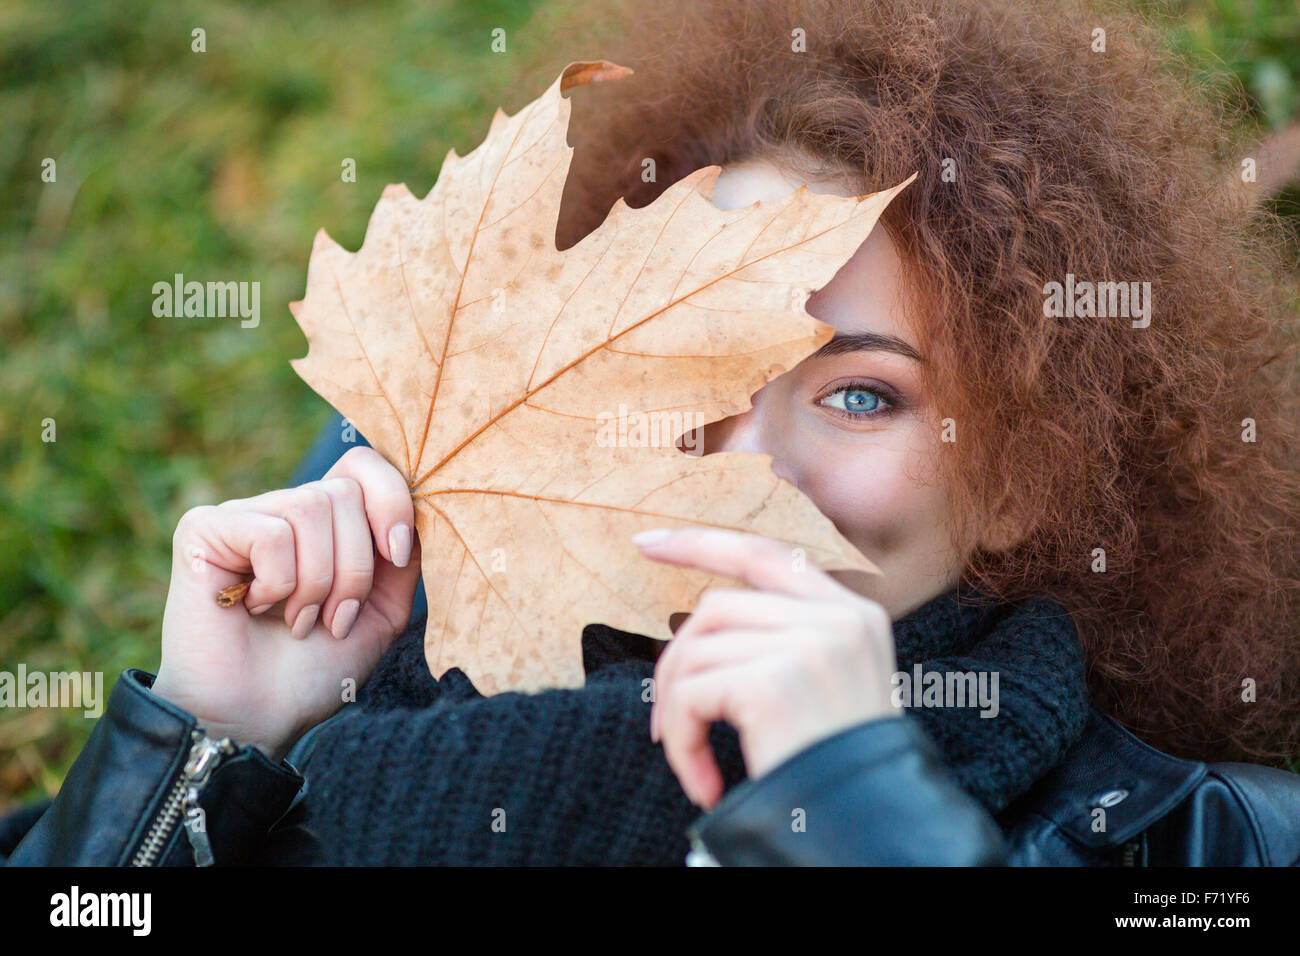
xmin=181 ymin=733 xmax=236 ymax=867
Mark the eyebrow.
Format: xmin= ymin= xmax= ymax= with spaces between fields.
xmin=809 ymin=331 xmax=923 ymax=363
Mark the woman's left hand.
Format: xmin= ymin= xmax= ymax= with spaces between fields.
xmin=633 ymin=527 xmax=900 ymax=809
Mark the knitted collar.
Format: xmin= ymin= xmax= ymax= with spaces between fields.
xmin=889 ymin=583 xmax=1075 ymax=665
xmin=578 ymin=583 xmax=1075 ymax=676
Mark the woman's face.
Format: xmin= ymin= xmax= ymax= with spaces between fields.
xmin=698 ymin=154 xmax=968 ymax=620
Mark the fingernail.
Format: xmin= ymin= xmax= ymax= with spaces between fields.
xmin=249 ymin=603 xmax=273 ymax=615
xmin=331 ymin=599 xmax=360 ymax=640
xmin=388 ymin=523 xmax=412 ymax=568
xmin=632 ymin=528 xmax=673 ymax=547
xmin=292 ymin=604 xmax=320 ymax=641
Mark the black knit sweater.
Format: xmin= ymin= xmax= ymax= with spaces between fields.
xmin=290 ymin=586 xmax=1088 ymax=865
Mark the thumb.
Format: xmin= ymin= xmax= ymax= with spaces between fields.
xmin=368 ymin=526 xmax=423 ymax=633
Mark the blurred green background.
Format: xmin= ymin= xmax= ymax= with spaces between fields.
xmin=1 ymin=0 xmax=1298 ymax=812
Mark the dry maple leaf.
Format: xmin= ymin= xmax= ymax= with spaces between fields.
xmin=289 ymin=59 xmax=917 ymax=695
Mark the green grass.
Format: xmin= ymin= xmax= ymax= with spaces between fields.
xmin=0 ymin=0 xmax=548 ymax=810
xmin=1 ymin=0 xmax=1297 ymax=811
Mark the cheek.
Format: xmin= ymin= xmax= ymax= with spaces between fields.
xmin=797 ymin=425 xmax=951 ymax=562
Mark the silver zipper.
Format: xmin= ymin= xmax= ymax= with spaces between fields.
xmin=130 ymin=730 xmax=236 ymax=867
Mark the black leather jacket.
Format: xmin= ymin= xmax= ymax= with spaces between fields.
xmin=4 ymin=666 xmax=1299 ymax=866
xmin=688 ymin=707 xmax=1300 ymax=866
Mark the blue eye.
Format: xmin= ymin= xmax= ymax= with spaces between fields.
xmin=818 ymin=382 xmax=892 ymax=419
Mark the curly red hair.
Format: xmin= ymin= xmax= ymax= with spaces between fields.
xmin=504 ymin=0 xmax=1300 ymax=764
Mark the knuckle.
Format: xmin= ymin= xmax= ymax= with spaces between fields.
xmin=173 ymin=505 xmax=213 ymax=542
xmin=303 ymin=571 xmax=336 ymax=594
xmin=287 ymin=486 xmax=332 ymax=522
xmin=331 ymin=566 xmax=374 ymax=593
xmin=337 ymin=446 xmax=380 ymax=472
xmin=684 ymin=608 xmax=710 ymax=633
xmin=339 ymin=445 xmax=375 ymax=463
xmin=321 ymin=475 xmax=364 ymax=506
xmin=696 ymin=588 xmax=728 ymax=613
xmin=691 ymin=587 xmax=736 ymax=625
xmin=267 ymin=576 xmax=298 ymax=595
xmin=264 ymin=516 xmax=296 ymax=551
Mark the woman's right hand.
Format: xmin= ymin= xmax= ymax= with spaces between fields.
xmin=153 ymin=446 xmax=423 ymax=763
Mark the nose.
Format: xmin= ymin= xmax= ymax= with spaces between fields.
xmin=701 ymin=402 xmax=764 ymax=456
xmin=691 ymin=396 xmax=802 ymax=489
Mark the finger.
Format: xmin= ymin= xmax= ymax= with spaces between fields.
xmin=671 ymin=586 xmax=820 ymax=640
xmin=357 ymin=526 xmax=424 ymax=638
xmin=658 ymin=663 xmax=761 ymax=809
xmin=220 ymin=484 xmax=337 ymax=635
xmin=653 ymin=627 xmax=790 ymax=744
xmin=633 ymin=527 xmax=848 ymax=600
xmin=321 ymin=446 xmax=415 ymax=568
xmin=174 ymin=506 xmax=298 ymax=612
xmin=320 ymin=530 xmax=424 ymax=672
xmin=315 ymin=476 xmax=376 ymax=639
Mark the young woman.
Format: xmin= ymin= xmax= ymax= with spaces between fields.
xmin=4 ymin=0 xmax=1297 ymax=866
